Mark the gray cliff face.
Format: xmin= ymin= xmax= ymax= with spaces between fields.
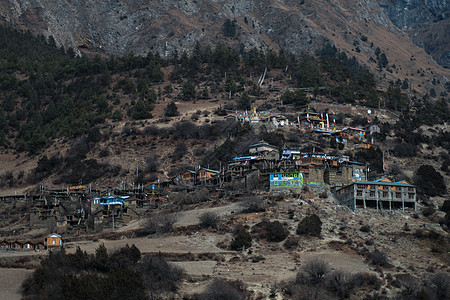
xmin=379 ymin=0 xmax=448 ymax=29
xmin=379 ymin=0 xmax=450 ymax=67
xmin=0 ymin=0 xmax=328 ymax=57
xmin=0 ymin=0 xmax=447 ymax=67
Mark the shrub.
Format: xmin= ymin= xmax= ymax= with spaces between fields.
xmin=394 ymin=274 xmax=418 ymax=295
xmin=143 ymin=125 xmax=160 ymax=136
xmin=326 ymin=270 xmax=357 ymax=298
xmin=138 ymin=255 xmax=185 ymax=293
xmin=353 ymin=272 xmax=382 ymax=289
xmin=414 ymin=165 xmax=447 ymax=196
xmin=394 ymin=142 xmax=417 ymax=157
xmin=252 ymin=220 xmax=289 ymax=242
xmin=422 ymin=206 xmax=436 ymax=217
xmin=144 ymin=155 xmax=159 ymax=173
xmin=297 ymin=258 xmax=331 ymax=284
xmin=22 ymin=244 xmax=159 ymax=299
xmin=198 ymin=279 xmax=246 ymax=300
xmin=319 ymin=191 xmax=328 ymax=199
xmin=296 ymin=214 xmax=322 ymax=237
xmin=172 ymin=142 xmax=187 ymax=160
xmin=360 ymin=225 xmax=371 ymax=233
xmin=369 ymin=249 xmax=388 ymax=266
xmin=429 ymin=272 xmax=450 ymax=300
xmin=230 ymin=228 xmax=252 ymax=251
xmin=441 ymin=200 xmax=450 ymax=213
xmin=243 ymin=195 xmax=265 ymax=213
xmin=164 ymin=101 xmax=179 ymax=117
xmin=284 ymin=236 xmax=300 ymax=249
xmin=192 ymin=187 xmax=210 ymax=203
xmin=265 ymin=221 xmax=289 ymax=242
xmin=142 ymin=213 xmax=177 ymax=235
xmin=191 ymin=111 xmax=200 ymax=120
xmin=99 ymin=148 xmax=110 ymax=157
xmin=199 ymin=212 xmax=219 ymax=229
xmin=444 ymin=211 xmax=450 ymax=227
xmin=56 ymin=158 xmax=121 ymax=185
xmin=214 ymin=106 xmax=227 ymax=116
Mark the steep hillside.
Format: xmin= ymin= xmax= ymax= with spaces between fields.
xmin=0 ymin=0 xmax=448 ymax=95
xmin=379 ymin=0 xmax=450 ymax=68
xmin=0 ymin=24 xmax=449 ymax=194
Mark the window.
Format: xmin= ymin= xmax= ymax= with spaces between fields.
xmin=370 ymin=191 xmax=375 ymax=197
xmin=383 ymin=192 xmax=388 ymax=198
xmin=396 ymin=192 xmax=401 ymax=199
xmin=409 ymin=193 xmax=414 ymax=199
xmin=52 ymin=240 xmax=55 ymax=245
xmin=357 ymin=191 xmax=362 ymax=196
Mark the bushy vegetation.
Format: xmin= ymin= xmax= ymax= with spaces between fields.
xmin=199 ymin=212 xmax=219 ymax=229
xmin=196 ymin=278 xmax=248 ymax=300
xmin=284 ymin=257 xmax=382 ymax=299
xmin=140 ymin=213 xmax=177 ymax=235
xmin=296 ymin=214 xmax=322 ymax=237
xmin=230 ymin=227 xmax=252 ymax=251
xmin=243 ymin=195 xmax=266 ymax=213
xmin=283 ymin=236 xmax=300 ymax=249
xmin=414 ymin=165 xmax=447 ymax=196
xmin=369 ymin=249 xmax=389 ymax=266
xmin=441 ymin=200 xmax=450 ymax=213
xmin=164 ymin=101 xmax=179 ymax=117
xmin=2 ymin=24 xmax=443 ymax=161
xmin=0 ymin=25 xmax=162 ymax=154
xmin=22 ymin=245 xmax=184 ymax=299
xmin=252 ymin=220 xmax=289 ymax=242
xmin=296 ymin=258 xmax=331 ymax=284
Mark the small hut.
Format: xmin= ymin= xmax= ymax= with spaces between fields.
xmin=0 ymin=240 xmax=10 ymax=249
xmin=34 ymin=242 xmax=45 ymax=251
xmin=11 ymin=241 xmax=22 ymax=249
xmin=45 ymin=233 xmax=63 ymax=250
xmin=23 ymin=241 xmax=34 ymax=250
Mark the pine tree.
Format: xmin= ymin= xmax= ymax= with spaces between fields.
xmin=164 ymin=101 xmax=179 ymax=117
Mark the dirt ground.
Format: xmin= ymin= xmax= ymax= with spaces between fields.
xmin=1 ymin=193 xmax=448 ymax=298
xmin=0 ymin=268 xmax=33 ymax=300
xmin=174 ymin=202 xmax=244 ymax=227
xmin=70 ymin=195 xmax=449 ymax=297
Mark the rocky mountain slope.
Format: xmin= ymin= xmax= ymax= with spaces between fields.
xmin=0 ymin=1 xmax=448 ymax=92
xmin=379 ymin=0 xmax=449 ymax=68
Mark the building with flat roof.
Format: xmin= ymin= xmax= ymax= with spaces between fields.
xmin=270 ymin=172 xmax=304 ymax=191
xmin=335 ymin=178 xmax=416 ymax=211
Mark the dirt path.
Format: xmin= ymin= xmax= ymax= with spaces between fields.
xmin=174 ymin=202 xmax=244 ymax=227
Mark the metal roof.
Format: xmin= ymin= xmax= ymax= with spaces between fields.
xmin=249 ymin=140 xmax=278 ymax=149
xmin=47 ymin=233 xmax=61 ymax=238
xmin=198 ymin=167 xmax=220 ymax=173
xmin=352 ymin=180 xmax=415 ymax=187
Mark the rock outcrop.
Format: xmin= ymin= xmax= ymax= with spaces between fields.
xmin=0 ymin=0 xmax=448 ymax=73
xmin=379 ymin=0 xmax=449 ymax=67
